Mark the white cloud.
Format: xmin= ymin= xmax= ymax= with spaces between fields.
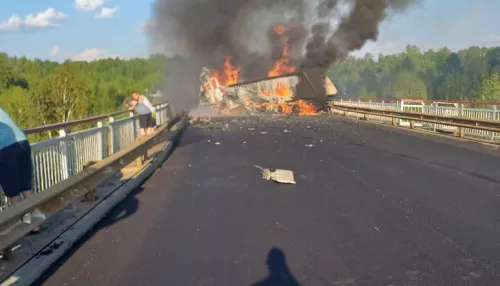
xmin=51 ymin=45 xmax=60 ymax=57
xmin=72 ymin=48 xmax=120 ymax=61
xmin=95 ymin=6 xmax=118 ymax=19
xmin=0 ymin=8 xmax=68 ymax=31
xmin=488 ymin=34 xmax=500 ymax=43
xmin=75 ymin=0 xmax=110 ymax=12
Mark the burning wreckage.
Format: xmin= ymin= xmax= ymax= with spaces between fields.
xmin=199 ymin=67 xmax=337 ymax=116
xmin=196 ymin=22 xmax=337 ymax=116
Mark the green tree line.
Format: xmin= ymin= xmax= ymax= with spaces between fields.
xmin=328 ymin=45 xmax=500 ymax=102
xmin=0 ymin=53 xmax=169 ymax=132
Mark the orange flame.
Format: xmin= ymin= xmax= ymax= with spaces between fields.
xmin=209 ymin=56 xmax=239 ymax=87
xmin=208 ymin=23 xmax=296 ymax=86
xmin=223 ymin=56 xmax=239 ymax=85
xmin=272 ymin=25 xmax=287 ymax=35
xmin=255 ymin=100 xmax=317 ymax=116
xmin=271 ymin=23 xmax=298 ymax=35
xmin=294 ymin=100 xmax=317 ymax=115
xmin=260 ymin=81 xmax=293 ymax=98
xmin=268 ymin=24 xmax=296 ymax=77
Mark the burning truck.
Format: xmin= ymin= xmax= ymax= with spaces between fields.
xmin=198 ymin=22 xmax=337 ymax=116
xmin=199 ymin=66 xmax=337 ymax=116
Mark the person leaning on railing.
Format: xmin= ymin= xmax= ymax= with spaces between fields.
xmin=0 ymin=108 xmax=46 ymax=235
xmin=124 ymin=93 xmax=155 ymax=137
xmin=132 ymin=92 xmax=157 ymax=130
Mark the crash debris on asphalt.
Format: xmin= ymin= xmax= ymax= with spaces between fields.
xmin=255 ymin=166 xmax=296 ymax=184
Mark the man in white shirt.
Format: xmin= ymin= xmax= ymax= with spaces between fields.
xmin=131 ymin=93 xmax=156 ymax=135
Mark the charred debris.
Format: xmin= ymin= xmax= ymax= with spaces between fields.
xmin=199 ymin=67 xmax=337 ymax=116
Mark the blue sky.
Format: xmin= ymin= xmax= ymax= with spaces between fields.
xmin=0 ymin=0 xmax=499 ymax=61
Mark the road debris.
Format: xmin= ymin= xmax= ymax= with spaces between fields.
xmin=255 ymin=166 xmax=296 ymax=184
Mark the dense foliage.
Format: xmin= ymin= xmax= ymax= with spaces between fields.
xmin=1 ymin=44 xmax=500 ymax=131
xmin=0 ymin=53 xmax=168 ymax=130
xmin=328 ymin=45 xmax=500 ymax=101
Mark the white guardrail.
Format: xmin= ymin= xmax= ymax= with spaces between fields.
xmin=334 ymin=99 xmax=500 ymax=142
xmin=0 ymin=103 xmax=172 ymax=210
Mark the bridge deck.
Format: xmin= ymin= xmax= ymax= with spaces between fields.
xmin=38 ymin=116 xmax=500 ymax=285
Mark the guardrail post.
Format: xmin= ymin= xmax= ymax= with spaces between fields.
xmin=491 ymin=105 xmax=497 ymax=141
xmin=381 ymin=100 xmax=385 ymax=123
xmin=460 ymin=104 xmax=464 ymax=117
xmin=58 ymin=128 xmax=71 ymax=179
xmin=166 ymin=104 xmax=173 ymax=122
xmin=410 ymin=120 xmax=415 ymax=129
xmin=459 ymin=127 xmax=465 ymax=138
xmin=156 ymin=104 xmax=162 ymax=127
xmin=392 ymin=117 xmax=397 ymax=126
xmin=97 ymin=121 xmax=104 ymax=160
xmin=432 ymin=103 xmax=437 ymax=132
xmin=108 ymin=116 xmax=115 ymax=155
xmin=130 ymin=111 xmax=138 ymax=141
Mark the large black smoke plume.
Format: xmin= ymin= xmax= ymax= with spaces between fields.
xmin=147 ymin=0 xmax=419 ymax=111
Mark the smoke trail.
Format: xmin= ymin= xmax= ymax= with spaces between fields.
xmin=302 ymin=0 xmax=420 ymax=68
xmin=148 ymin=0 xmax=419 ymax=110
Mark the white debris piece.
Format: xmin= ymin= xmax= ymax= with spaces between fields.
xmin=255 ymin=166 xmax=296 ymax=184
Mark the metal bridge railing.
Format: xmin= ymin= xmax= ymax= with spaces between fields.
xmin=334 ymin=99 xmax=500 ymax=142
xmin=1 ymin=103 xmax=171 ymax=210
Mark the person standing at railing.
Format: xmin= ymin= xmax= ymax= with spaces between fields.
xmin=0 ymin=108 xmax=45 ymax=234
xmin=124 ymin=96 xmax=154 ymax=137
xmin=132 ymin=92 xmax=157 ymax=129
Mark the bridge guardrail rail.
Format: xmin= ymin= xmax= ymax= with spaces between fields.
xmin=329 ymin=102 xmax=500 ymax=142
xmin=1 ymin=102 xmax=171 ymax=209
xmin=0 ymin=105 xmax=186 ymax=259
xmin=333 ymin=99 xmax=500 ymax=142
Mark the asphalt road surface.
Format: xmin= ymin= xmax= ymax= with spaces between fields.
xmin=37 ymin=116 xmax=500 ymax=286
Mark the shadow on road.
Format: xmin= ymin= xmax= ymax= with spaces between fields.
xmin=251 ymin=248 xmax=301 ymax=286
xmin=33 ymin=185 xmax=146 ymax=285
xmin=96 ymin=186 xmax=144 ymax=230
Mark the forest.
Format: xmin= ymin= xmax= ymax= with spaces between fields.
xmin=0 ymin=53 xmax=168 ymax=131
xmin=1 ymin=44 xmax=500 ymax=131
xmin=328 ymin=45 xmax=500 ymax=101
